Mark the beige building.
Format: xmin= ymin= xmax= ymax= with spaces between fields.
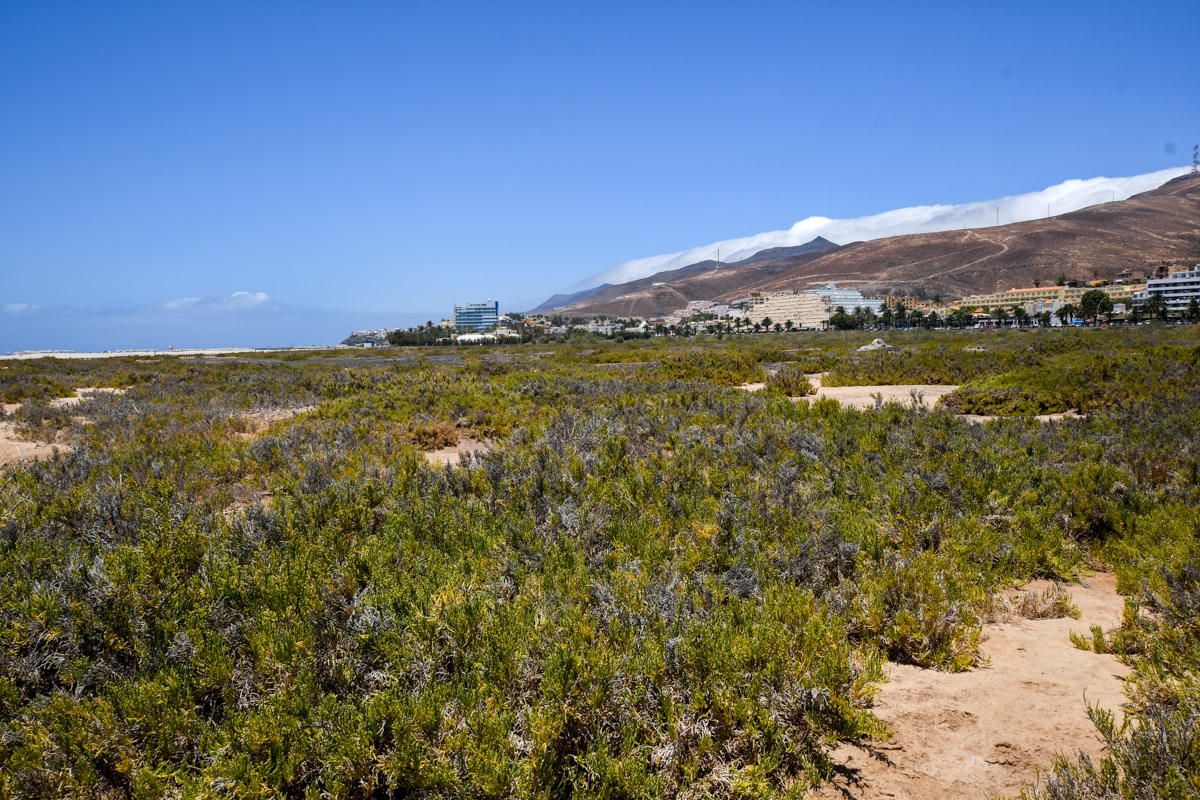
xmin=746 ymin=291 xmax=832 ymax=329
xmin=963 ymin=283 xmax=1143 ymax=314
xmin=885 ymin=296 xmax=922 ymax=310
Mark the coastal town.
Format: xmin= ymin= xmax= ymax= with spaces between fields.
xmin=342 ymin=261 xmax=1200 ymax=347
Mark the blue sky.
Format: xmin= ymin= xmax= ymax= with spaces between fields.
xmin=2 ymin=1 xmax=1197 ymax=351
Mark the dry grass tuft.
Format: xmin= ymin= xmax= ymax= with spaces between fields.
xmin=982 ymin=584 xmax=1081 ymax=623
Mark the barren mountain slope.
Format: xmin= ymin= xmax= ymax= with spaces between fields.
xmin=559 ymin=174 xmax=1200 ymax=317
xmin=740 ymin=172 xmax=1200 ymax=300
xmin=555 ymin=238 xmax=841 ymax=317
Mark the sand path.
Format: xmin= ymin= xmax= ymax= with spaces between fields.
xmin=812 ymin=574 xmax=1129 ymax=800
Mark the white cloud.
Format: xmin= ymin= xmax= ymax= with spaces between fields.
xmin=162 ymin=292 xmax=272 ymax=311
xmin=3 ymin=303 xmax=33 ymax=314
xmin=579 ymin=167 xmax=1192 ymax=288
xmin=226 ymin=291 xmax=270 ymax=308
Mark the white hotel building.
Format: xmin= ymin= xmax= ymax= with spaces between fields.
xmin=1134 ymin=264 xmax=1200 ymax=315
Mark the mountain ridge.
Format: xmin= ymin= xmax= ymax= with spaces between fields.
xmin=575 ymin=166 xmax=1190 ymax=290
xmin=556 ymin=173 xmax=1200 ymax=317
xmin=545 ymin=237 xmax=844 ymax=317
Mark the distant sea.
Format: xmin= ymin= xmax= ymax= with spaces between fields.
xmin=0 ymin=308 xmax=434 ymax=355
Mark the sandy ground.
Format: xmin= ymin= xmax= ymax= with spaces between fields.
xmin=49 ymin=387 xmax=126 ymax=407
xmin=0 ymin=422 xmax=69 ymax=466
xmin=742 ymin=375 xmax=1083 ymax=423
xmin=235 ymin=407 xmax=315 ymax=441
xmin=812 ymin=574 xmax=1130 ymax=800
xmin=801 ymin=372 xmax=959 ymax=410
xmin=739 ymin=374 xmax=958 ymax=410
xmin=424 ymin=439 xmax=491 ymax=467
xmin=802 ymin=382 xmax=959 ymax=410
xmin=1 ymin=399 xmax=73 ymax=466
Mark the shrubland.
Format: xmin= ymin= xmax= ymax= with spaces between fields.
xmin=0 ymin=327 xmax=1197 ymax=798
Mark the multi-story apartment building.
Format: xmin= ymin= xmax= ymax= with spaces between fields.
xmin=807 ymin=284 xmax=886 ymax=316
xmin=451 ymin=300 xmax=500 ymax=331
xmin=1134 ymin=264 xmax=1200 ymax=315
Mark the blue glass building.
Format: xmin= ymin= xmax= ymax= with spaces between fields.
xmin=452 ymin=300 xmax=499 ymax=331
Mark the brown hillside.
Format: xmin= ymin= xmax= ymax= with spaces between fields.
xmin=556 ymin=238 xmax=841 ymax=318
xmin=741 ymin=172 xmax=1200 ymax=300
xmin=563 ymin=173 xmax=1200 ymax=317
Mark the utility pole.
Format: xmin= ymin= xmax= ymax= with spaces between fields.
xmin=1193 ymin=144 xmax=1199 ymax=174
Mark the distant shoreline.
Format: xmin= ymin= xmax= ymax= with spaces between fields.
xmin=0 ymin=346 xmax=338 ymax=361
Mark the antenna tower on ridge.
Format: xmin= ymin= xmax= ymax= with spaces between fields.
xmin=1193 ymin=144 xmax=1199 ymax=174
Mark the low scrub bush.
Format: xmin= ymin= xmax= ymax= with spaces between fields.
xmin=0 ymin=329 xmax=1197 ymax=797
xmin=764 ymin=366 xmax=816 ymax=397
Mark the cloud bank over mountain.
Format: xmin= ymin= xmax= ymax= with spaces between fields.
xmin=580 ymin=167 xmax=1191 ymax=289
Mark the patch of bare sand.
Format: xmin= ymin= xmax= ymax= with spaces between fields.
xmin=0 ymin=422 xmax=70 ymax=466
xmin=805 ymin=383 xmax=960 ymax=410
xmin=792 ymin=374 xmax=957 ymax=410
xmin=792 ymin=375 xmax=1083 ymax=424
xmin=812 ymin=573 xmax=1130 ymax=800
xmin=740 ymin=373 xmax=958 ymax=410
xmin=235 ymin=406 xmax=315 ymax=441
xmin=1 ymin=403 xmax=21 ymax=415
xmin=424 ymin=439 xmax=490 ymax=467
xmin=50 ymin=387 xmax=126 ymax=407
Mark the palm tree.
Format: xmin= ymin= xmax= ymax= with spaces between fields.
xmin=1143 ymin=294 xmax=1168 ymax=322
xmin=785 ymin=319 xmax=794 ymax=332
xmin=1056 ymin=304 xmax=1077 ymax=325
xmin=1185 ymin=298 xmax=1200 ymax=324
xmin=1012 ymin=307 xmax=1030 ymax=328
